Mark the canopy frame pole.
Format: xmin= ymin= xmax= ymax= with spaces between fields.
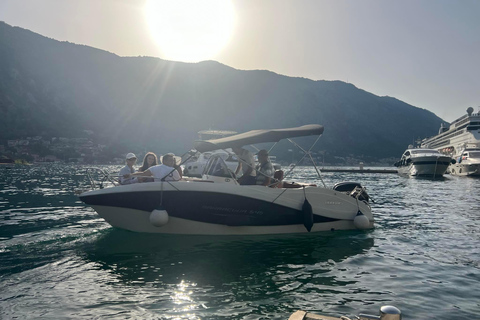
xmin=267 ymin=142 xmax=279 ymax=154
xmin=286 ymin=135 xmax=326 ymax=188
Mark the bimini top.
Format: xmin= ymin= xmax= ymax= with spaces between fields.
xmin=194 ymin=124 xmax=324 ymax=153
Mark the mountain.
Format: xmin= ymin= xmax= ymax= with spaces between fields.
xmin=0 ymin=21 xmax=444 ymax=161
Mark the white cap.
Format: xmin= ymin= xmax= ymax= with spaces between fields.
xmin=126 ymin=153 xmax=137 ymax=160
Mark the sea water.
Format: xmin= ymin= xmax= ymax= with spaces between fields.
xmin=0 ymin=164 xmax=479 ymax=319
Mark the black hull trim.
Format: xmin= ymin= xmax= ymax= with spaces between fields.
xmin=410 ymin=160 xmax=450 ymax=165
xmin=80 ymin=190 xmax=338 ymax=226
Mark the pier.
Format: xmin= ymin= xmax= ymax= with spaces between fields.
xmin=289 ymin=311 xmax=339 ymax=320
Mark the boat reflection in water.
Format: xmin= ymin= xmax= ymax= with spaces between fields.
xmin=81 ymin=228 xmax=375 ymax=286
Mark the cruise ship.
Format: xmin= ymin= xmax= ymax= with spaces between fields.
xmin=421 ymin=107 xmax=480 ymax=155
xmin=421 ymin=107 xmax=480 ymax=176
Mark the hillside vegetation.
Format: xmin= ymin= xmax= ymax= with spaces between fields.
xmin=0 ymin=21 xmax=443 ymax=162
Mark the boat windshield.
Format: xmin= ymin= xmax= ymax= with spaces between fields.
xmin=204 ymin=155 xmax=235 ymax=178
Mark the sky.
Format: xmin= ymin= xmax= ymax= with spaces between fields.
xmin=1 ymin=0 xmax=479 ymax=123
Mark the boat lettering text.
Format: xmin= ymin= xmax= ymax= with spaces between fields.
xmin=325 ymin=201 xmax=341 ymax=205
xmin=202 ymin=205 xmax=263 ymax=215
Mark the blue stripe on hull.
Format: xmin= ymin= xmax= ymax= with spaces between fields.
xmin=80 ymin=191 xmax=337 ymax=227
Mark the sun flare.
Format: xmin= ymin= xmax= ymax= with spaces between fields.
xmin=144 ymin=0 xmax=235 ymax=62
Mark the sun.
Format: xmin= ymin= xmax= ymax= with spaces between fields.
xmin=144 ymin=0 xmax=235 ymax=62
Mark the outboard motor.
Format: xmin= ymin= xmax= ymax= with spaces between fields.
xmin=333 ymin=181 xmax=371 ymax=202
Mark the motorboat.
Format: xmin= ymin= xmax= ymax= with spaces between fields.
xmin=448 ymin=143 xmax=480 ymax=176
xmin=78 ymin=124 xmax=373 ymax=235
xmin=394 ymin=146 xmax=453 ymax=177
xmin=183 ymin=149 xmax=238 ymax=177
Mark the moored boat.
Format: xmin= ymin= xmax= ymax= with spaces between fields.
xmin=448 ymin=143 xmax=480 ymax=176
xmin=78 ymin=125 xmax=374 ymax=235
xmin=394 ymin=146 xmax=453 ymax=177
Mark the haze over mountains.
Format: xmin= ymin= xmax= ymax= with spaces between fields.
xmin=0 ymin=21 xmax=444 ymax=162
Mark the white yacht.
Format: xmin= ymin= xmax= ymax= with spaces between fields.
xmin=448 ymin=143 xmax=480 ymax=176
xmin=394 ymin=147 xmax=453 ymax=177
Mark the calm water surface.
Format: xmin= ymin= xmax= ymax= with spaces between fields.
xmin=0 ymin=164 xmax=479 ymax=319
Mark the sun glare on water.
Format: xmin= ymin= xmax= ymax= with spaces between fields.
xmin=144 ymin=0 xmax=235 ymax=62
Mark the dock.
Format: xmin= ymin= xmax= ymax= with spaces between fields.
xmin=289 ymin=311 xmax=341 ymax=320
xmin=289 ymin=305 xmax=401 ymax=320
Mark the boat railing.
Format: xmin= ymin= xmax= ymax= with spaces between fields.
xmin=78 ymin=167 xmax=120 ymax=192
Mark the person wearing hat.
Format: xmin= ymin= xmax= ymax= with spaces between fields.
xmin=255 ymin=149 xmax=275 ymax=186
xmin=127 ymin=153 xmax=181 ymax=182
xmin=119 ymin=153 xmax=138 ymax=185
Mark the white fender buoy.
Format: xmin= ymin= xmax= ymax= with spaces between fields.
xmin=353 ymin=211 xmax=370 ymax=230
xmin=149 ymin=209 xmax=169 ymax=227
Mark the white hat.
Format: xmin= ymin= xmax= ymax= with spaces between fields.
xmin=126 ymin=153 xmax=137 ymax=160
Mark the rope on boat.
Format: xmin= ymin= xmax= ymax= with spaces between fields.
xmin=271 ymin=187 xmax=289 ymax=204
xmin=159 ymin=179 xmax=164 ymax=206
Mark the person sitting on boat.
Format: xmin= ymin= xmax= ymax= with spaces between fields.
xmin=137 ymin=152 xmax=158 ymax=183
xmin=119 ymin=153 xmax=139 ymax=185
xmin=126 ymin=153 xmax=181 ymax=182
xmin=232 ymin=146 xmax=256 ymax=185
xmin=271 ymin=170 xmax=315 ymax=188
xmin=255 ymin=149 xmax=275 ymax=186
xmin=160 ymin=153 xmax=183 ymax=179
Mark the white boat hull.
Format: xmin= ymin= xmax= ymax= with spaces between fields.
xmin=396 ymin=155 xmax=451 ymax=177
xmin=80 ymin=180 xmax=373 ymax=235
xmin=448 ymin=163 xmax=480 ymax=176
xmin=90 ymin=205 xmax=364 ymax=234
